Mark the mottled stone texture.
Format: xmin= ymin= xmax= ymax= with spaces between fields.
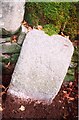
xmin=0 ymin=0 xmax=25 ymax=31
xmin=8 ymin=29 xmax=74 ymax=104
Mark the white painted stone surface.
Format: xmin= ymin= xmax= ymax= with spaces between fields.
xmin=8 ymin=29 xmax=74 ymax=104
xmin=1 ymin=0 xmax=25 ymax=31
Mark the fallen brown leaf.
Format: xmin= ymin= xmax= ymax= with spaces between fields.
xmin=5 ymin=62 xmax=11 ymax=68
xmin=0 ymin=84 xmax=5 ymax=89
xmin=68 ymin=97 xmax=75 ymax=101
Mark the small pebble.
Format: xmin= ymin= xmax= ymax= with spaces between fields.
xmin=59 ymin=100 xmax=62 ymax=103
xmin=62 ymin=106 xmax=64 ymax=109
xmin=0 ymin=104 xmax=3 ymax=112
xmin=19 ymin=105 xmax=25 ymax=111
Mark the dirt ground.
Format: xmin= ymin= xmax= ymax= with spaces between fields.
xmin=1 ymin=64 xmax=78 ymax=120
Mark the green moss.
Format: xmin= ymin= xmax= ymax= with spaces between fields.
xmin=43 ymin=24 xmax=59 ymax=36
xmin=11 ymin=54 xmax=19 ymax=63
xmin=64 ymin=74 xmax=74 ymax=82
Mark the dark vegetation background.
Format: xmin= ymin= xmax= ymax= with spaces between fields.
xmin=24 ymin=2 xmax=78 ymax=40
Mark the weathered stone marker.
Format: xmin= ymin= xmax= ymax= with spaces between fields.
xmin=8 ymin=29 xmax=74 ymax=104
xmin=1 ymin=0 xmax=25 ymax=32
